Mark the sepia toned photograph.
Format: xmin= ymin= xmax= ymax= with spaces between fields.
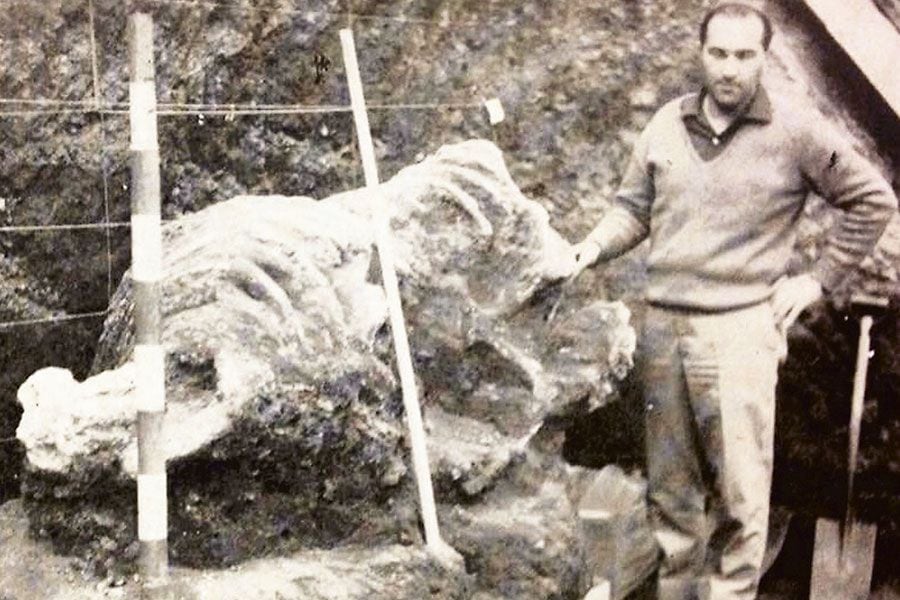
xmin=0 ymin=1 xmax=897 ymax=598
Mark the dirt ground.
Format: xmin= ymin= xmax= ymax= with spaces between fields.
xmin=1 ymin=499 xmax=455 ymax=600
xmin=3 ymin=497 xmax=899 ymax=600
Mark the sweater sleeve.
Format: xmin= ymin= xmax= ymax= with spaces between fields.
xmin=584 ymin=126 xmax=654 ymax=263
xmin=799 ymin=118 xmax=897 ymax=291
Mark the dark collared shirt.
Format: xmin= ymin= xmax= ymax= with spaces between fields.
xmin=680 ymin=88 xmax=773 ymax=160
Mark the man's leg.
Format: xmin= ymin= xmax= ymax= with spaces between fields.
xmin=642 ymin=309 xmax=709 ymax=600
xmin=693 ymin=305 xmax=782 ymax=600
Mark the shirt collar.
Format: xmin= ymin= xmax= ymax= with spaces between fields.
xmin=680 ymin=86 xmax=772 ymax=125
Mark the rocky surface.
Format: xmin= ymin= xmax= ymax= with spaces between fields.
xmin=1 ymin=0 xmax=899 ymax=592
xmin=15 ymin=140 xmax=637 ymax=597
xmin=0 ymin=499 xmax=475 ymax=600
xmin=2 ymin=0 xmax=898 ymax=500
xmin=2 ymin=0 xmax=678 ymax=495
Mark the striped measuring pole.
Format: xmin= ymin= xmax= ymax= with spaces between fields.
xmin=129 ymin=12 xmax=168 ymax=589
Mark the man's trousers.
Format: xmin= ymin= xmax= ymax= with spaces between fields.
xmin=640 ymin=302 xmax=786 ymax=600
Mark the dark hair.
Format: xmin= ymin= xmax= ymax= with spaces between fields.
xmin=700 ymin=4 xmax=773 ymax=50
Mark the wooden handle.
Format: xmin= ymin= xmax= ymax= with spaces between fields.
xmin=845 ymin=315 xmax=873 ymax=529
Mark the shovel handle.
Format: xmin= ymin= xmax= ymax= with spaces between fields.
xmin=845 ymin=315 xmax=873 ymax=528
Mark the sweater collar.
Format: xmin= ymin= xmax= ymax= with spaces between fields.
xmin=680 ymin=86 xmax=773 ymax=125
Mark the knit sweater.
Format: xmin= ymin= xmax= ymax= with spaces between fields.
xmin=586 ymin=89 xmax=897 ymax=311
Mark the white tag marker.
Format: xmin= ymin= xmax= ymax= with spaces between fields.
xmin=484 ymin=97 xmax=505 ymax=125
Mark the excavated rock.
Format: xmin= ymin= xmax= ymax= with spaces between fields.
xmin=16 ymin=140 xmax=637 ymax=596
xmin=0 ymin=499 xmax=474 ymax=600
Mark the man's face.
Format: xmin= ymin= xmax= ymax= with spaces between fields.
xmin=701 ymin=13 xmax=767 ymax=113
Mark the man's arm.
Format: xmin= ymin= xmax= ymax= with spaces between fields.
xmin=800 ymin=118 xmax=897 ymax=292
xmin=573 ymin=129 xmax=654 ymax=272
xmin=773 ymin=118 xmax=897 ymax=328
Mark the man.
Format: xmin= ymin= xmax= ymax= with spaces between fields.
xmin=570 ymin=1 xmax=897 ymax=598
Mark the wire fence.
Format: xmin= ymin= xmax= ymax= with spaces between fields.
xmin=0 ymin=101 xmax=491 ymax=117
xmin=0 ymin=0 xmax=503 ymax=332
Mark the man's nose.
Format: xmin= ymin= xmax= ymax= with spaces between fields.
xmin=721 ymin=56 xmax=739 ymax=78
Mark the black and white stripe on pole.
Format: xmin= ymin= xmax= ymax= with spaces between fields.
xmin=129 ymin=12 xmax=168 ymax=588
xmin=339 ymin=28 xmax=461 ymax=567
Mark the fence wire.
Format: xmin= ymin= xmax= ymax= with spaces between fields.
xmin=0 ymin=0 xmax=499 ymax=330
xmin=148 ymin=0 xmax=488 ymax=28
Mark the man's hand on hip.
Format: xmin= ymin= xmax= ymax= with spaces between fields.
xmin=771 ymin=273 xmax=824 ymax=330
